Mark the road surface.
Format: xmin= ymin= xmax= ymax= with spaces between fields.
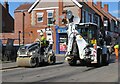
xmin=2 ymin=55 xmax=118 ymax=83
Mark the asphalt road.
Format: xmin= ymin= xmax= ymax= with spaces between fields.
xmin=2 ymin=55 xmax=118 ymax=83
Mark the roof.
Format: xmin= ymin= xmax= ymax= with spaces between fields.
xmin=28 ymin=0 xmax=40 ymax=13
xmin=93 ymin=3 xmax=118 ymax=22
xmin=28 ymin=0 xmax=82 ymax=13
xmin=1 ymin=3 xmax=14 ymax=20
xmin=15 ymin=3 xmax=33 ymax=12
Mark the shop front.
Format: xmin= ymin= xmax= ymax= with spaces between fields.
xmin=55 ymin=26 xmax=68 ymax=54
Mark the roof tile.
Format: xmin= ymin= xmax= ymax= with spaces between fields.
xmin=15 ymin=3 xmax=33 ymax=12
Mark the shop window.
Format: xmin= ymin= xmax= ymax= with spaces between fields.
xmin=37 ymin=12 xmax=44 ymax=23
xmin=47 ymin=10 xmax=54 ymax=25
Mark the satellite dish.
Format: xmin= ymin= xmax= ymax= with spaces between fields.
xmin=66 ymin=10 xmax=73 ymax=19
xmin=73 ymin=16 xmax=80 ymax=24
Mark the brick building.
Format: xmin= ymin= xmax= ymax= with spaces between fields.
xmin=1 ymin=0 xmax=120 ymax=54
xmin=0 ymin=1 xmax=14 ymax=33
xmin=0 ymin=1 xmax=14 ymax=45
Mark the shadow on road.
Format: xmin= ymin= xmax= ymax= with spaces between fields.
xmin=26 ymin=61 xmax=64 ymax=68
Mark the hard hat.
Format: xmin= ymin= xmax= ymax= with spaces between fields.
xmin=40 ymin=32 xmax=43 ymax=36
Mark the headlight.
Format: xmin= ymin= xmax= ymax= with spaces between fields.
xmin=27 ymin=52 xmax=33 ymax=56
xmin=17 ymin=51 xmax=20 ymax=55
xmin=48 ymin=51 xmax=52 ymax=54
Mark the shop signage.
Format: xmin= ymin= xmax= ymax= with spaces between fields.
xmin=57 ymin=28 xmax=67 ymax=33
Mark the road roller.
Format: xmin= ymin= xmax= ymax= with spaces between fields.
xmin=17 ymin=28 xmax=56 ymax=67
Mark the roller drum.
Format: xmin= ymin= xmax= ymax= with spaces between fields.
xmin=16 ymin=57 xmax=37 ymax=67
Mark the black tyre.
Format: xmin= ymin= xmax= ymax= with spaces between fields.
xmin=48 ymin=54 xmax=56 ymax=64
xmin=68 ymin=41 xmax=78 ymax=66
xmin=102 ymin=52 xmax=110 ymax=66
xmin=35 ymin=58 xmax=40 ymax=67
xmin=30 ymin=57 xmax=39 ymax=67
xmin=97 ymin=49 xmax=102 ymax=67
xmin=68 ymin=59 xmax=77 ymax=66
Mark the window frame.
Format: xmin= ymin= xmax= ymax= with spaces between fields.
xmin=37 ymin=12 xmax=44 ymax=23
xmin=47 ymin=10 xmax=54 ymax=25
xmin=82 ymin=9 xmax=86 ymax=23
xmin=93 ymin=15 xmax=100 ymax=27
xmin=88 ymin=13 xmax=92 ymax=22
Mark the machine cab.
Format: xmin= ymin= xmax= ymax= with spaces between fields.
xmin=76 ymin=23 xmax=99 ymax=47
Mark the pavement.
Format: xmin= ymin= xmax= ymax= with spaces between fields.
xmin=0 ymin=54 xmax=65 ymax=70
xmin=0 ymin=62 xmax=18 ymax=70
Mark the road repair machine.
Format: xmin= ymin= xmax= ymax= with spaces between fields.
xmin=65 ymin=10 xmax=110 ymax=66
xmin=16 ymin=28 xmax=56 ymax=67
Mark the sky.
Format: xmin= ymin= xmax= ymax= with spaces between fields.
xmin=0 ymin=0 xmax=119 ymax=19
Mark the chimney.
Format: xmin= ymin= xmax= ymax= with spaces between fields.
xmin=4 ymin=0 xmax=9 ymax=12
xmin=96 ymin=0 xmax=102 ymax=9
xmin=87 ymin=0 xmax=93 ymax=5
xmin=103 ymin=4 xmax=108 ymax=12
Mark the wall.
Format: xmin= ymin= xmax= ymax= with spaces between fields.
xmin=2 ymin=6 xmax=14 ymax=33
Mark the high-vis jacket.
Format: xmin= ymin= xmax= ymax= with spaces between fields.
xmin=114 ymin=44 xmax=119 ymax=49
xmin=41 ymin=36 xmax=46 ymax=46
xmin=35 ymin=36 xmax=47 ymax=46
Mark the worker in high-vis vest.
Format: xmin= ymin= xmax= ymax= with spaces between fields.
xmin=114 ymin=43 xmax=119 ymax=59
xmin=35 ymin=32 xmax=47 ymax=46
xmin=91 ymin=38 xmax=97 ymax=49
xmin=35 ymin=32 xmax=47 ymax=54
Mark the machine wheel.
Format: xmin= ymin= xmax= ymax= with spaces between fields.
xmin=102 ymin=51 xmax=110 ymax=66
xmin=68 ymin=59 xmax=77 ymax=66
xmin=30 ymin=57 xmax=39 ymax=67
xmin=68 ymin=41 xmax=78 ymax=66
xmin=97 ymin=49 xmax=102 ymax=67
xmin=48 ymin=54 xmax=56 ymax=64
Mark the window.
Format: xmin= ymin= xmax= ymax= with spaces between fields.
xmin=47 ymin=10 xmax=54 ymax=25
xmin=86 ymin=11 xmax=88 ymax=22
xmin=93 ymin=15 xmax=100 ymax=27
xmin=82 ymin=9 xmax=86 ymax=23
xmin=88 ymin=13 xmax=92 ymax=22
xmin=37 ymin=12 xmax=44 ymax=23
